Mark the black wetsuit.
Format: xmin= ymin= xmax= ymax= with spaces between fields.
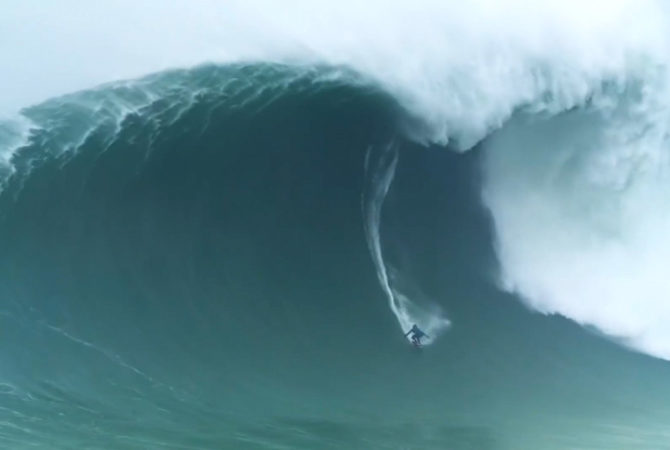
xmin=406 ymin=325 xmax=427 ymax=345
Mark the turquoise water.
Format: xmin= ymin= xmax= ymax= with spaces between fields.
xmin=0 ymin=64 xmax=669 ymax=449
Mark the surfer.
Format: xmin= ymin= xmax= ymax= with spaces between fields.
xmin=405 ymin=324 xmax=429 ymax=346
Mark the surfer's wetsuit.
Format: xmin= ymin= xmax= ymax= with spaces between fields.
xmin=405 ymin=324 xmax=428 ymax=346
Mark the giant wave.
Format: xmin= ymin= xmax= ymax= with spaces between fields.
xmin=5 ymin=0 xmax=670 ymax=357
xmin=3 ymin=1 xmax=670 ymax=448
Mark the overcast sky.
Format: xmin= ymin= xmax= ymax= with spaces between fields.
xmin=1 ymin=0 xmax=665 ymax=114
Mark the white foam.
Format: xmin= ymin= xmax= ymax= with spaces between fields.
xmin=482 ymin=82 xmax=670 ymax=359
xmin=2 ymin=1 xmax=667 ymax=134
xmin=363 ymin=144 xmax=449 ymax=344
xmin=0 ymin=116 xmax=35 ymax=187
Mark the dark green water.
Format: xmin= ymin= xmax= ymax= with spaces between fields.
xmin=0 ymin=64 xmax=669 ymax=449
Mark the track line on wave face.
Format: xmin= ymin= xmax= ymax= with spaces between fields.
xmin=39 ymin=322 xmax=201 ymax=409
xmin=43 ymin=323 xmax=158 ymax=386
xmin=362 ymin=142 xmax=450 ymax=344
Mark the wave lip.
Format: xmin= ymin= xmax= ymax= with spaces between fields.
xmin=4 ymin=2 xmax=669 ymax=143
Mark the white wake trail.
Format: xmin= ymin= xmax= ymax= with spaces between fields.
xmin=362 ymin=143 xmax=449 ymax=344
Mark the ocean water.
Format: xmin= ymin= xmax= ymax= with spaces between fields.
xmin=3 ymin=2 xmax=670 ymax=449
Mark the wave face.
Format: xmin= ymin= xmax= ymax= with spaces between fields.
xmin=6 ymin=1 xmax=670 ymax=363
xmin=1 ymin=62 xmax=670 ymax=449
